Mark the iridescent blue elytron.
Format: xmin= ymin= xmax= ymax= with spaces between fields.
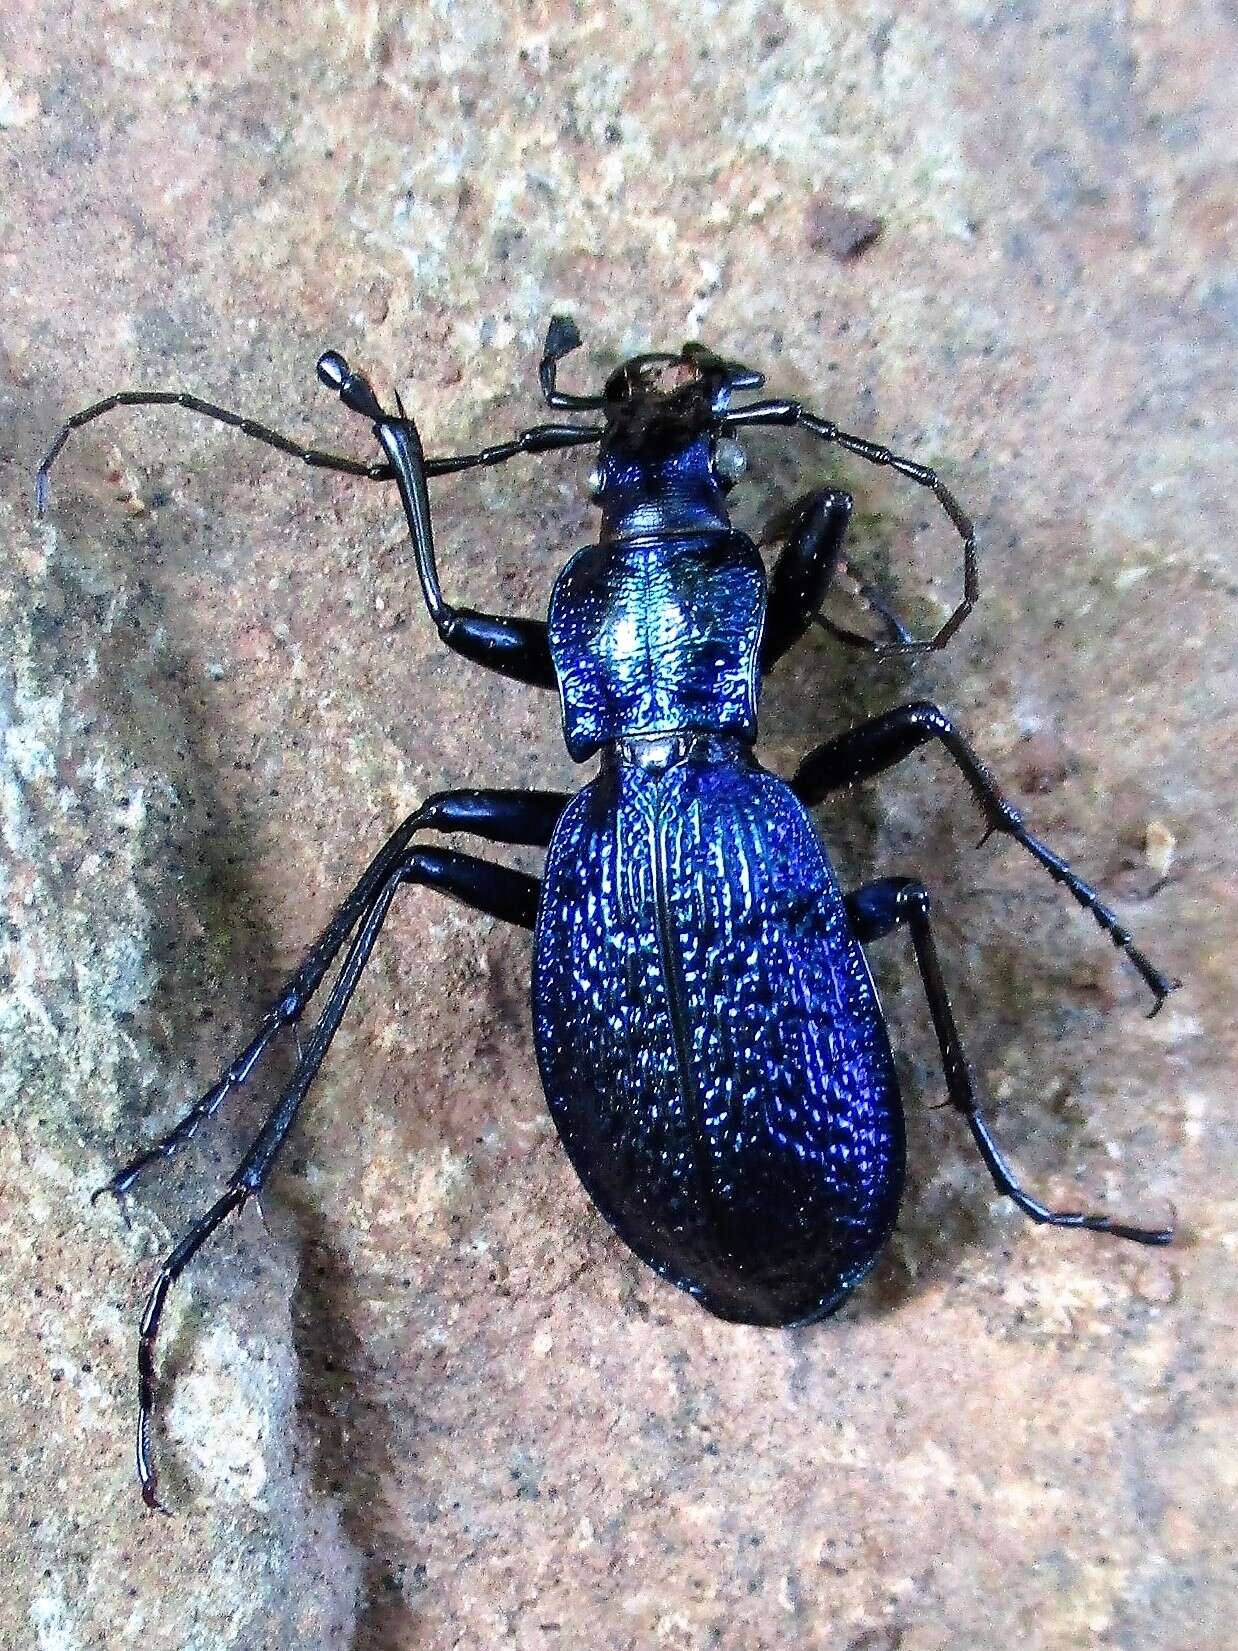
xmin=535 ymin=745 xmax=903 ymax=1324
xmin=39 ymin=316 xmax=1177 ymax=1506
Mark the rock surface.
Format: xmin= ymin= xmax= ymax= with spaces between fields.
xmin=1 ymin=3 xmax=1234 ymax=1648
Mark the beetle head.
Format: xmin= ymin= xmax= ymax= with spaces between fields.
xmin=588 ymin=342 xmax=762 ymax=539
xmin=602 ymin=342 xmax=764 ymax=421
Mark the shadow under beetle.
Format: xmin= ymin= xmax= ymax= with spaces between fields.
xmin=38 ymin=316 xmax=1179 ymax=1510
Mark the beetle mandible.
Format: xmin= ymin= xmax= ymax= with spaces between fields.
xmin=37 ymin=316 xmax=1178 ymax=1509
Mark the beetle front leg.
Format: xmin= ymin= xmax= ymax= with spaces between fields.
xmin=794 ymin=701 xmax=1179 ymax=1013
xmin=761 ymin=489 xmax=850 ymax=670
xmin=760 ymin=488 xmax=914 ymax=671
xmin=846 ymin=877 xmax=1172 ymax=1246
xmin=316 ymin=349 xmax=598 ymax=691
xmin=95 ymin=787 xmax=571 ymax=1201
xmin=373 ymin=404 xmax=559 ymax=689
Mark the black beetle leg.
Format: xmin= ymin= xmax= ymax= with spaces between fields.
xmin=97 ymin=789 xmax=570 ymax=1203
xmin=846 ymin=877 xmax=1173 ymax=1247
xmin=725 ymin=397 xmax=978 ymax=652
xmin=793 ymin=701 xmax=1180 ymax=1013
xmin=834 ymin=556 xmax=917 ymax=648
xmin=759 ymin=488 xmax=852 ymax=670
xmin=760 ymin=489 xmax=916 ymax=670
xmin=316 ymin=348 xmax=599 ymax=690
xmin=134 ymin=843 xmax=544 ymax=1510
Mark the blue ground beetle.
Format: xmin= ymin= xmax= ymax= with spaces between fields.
xmin=38 ymin=317 xmax=1178 ymax=1508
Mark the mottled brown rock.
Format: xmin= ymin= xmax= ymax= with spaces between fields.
xmin=805 ymin=197 xmax=886 ymax=260
xmin=1 ymin=2 xmax=1235 ymax=1649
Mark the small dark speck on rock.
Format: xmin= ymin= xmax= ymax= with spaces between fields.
xmin=805 ymin=197 xmax=885 ymax=260
xmin=847 ymin=1629 xmax=904 ymax=1651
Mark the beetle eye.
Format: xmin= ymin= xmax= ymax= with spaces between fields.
xmin=713 ymin=437 xmax=747 ymax=486
xmin=585 ymin=463 xmax=605 ymax=500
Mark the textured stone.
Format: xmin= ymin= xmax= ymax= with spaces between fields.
xmin=1 ymin=2 xmax=1235 ymax=1648
xmin=804 ymin=197 xmax=885 ymax=260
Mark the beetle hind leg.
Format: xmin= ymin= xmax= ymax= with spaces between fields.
xmin=132 ymin=841 xmax=547 ymax=1510
xmin=95 ymin=788 xmax=570 ymax=1204
xmin=846 ymin=876 xmax=1173 ymax=1249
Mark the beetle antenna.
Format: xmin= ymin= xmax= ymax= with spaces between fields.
xmin=34 ymin=382 xmax=393 ymax=516
xmin=725 ymin=395 xmax=980 ymax=653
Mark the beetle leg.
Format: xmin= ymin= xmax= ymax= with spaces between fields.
xmin=846 ymin=876 xmax=1173 ymax=1248
xmin=760 ymin=488 xmax=916 ymax=670
xmin=95 ymin=789 xmax=570 ymax=1203
xmin=377 ymin=407 xmax=560 ymax=687
xmin=760 ymin=488 xmax=851 ymax=670
xmin=835 ymin=556 xmax=917 ymax=648
xmin=793 ymin=701 xmax=1180 ymax=1014
xmin=316 ymin=349 xmax=600 ymax=690
xmin=725 ymin=396 xmax=978 ymax=653
xmin=133 ymin=843 xmax=543 ymax=1510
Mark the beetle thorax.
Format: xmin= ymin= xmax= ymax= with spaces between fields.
xmin=595 ymin=430 xmax=733 ymax=542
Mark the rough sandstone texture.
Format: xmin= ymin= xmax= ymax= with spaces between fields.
xmin=1 ymin=3 xmax=1235 ymax=1648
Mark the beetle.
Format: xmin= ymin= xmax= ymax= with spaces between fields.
xmin=38 ymin=316 xmax=1177 ymax=1508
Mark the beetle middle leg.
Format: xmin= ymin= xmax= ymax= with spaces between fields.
xmin=846 ymin=876 xmax=1172 ymax=1247
xmin=793 ymin=700 xmax=1179 ymax=1012
xmin=133 ymin=840 xmax=546 ymax=1508
xmin=96 ymin=788 xmax=570 ymax=1202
